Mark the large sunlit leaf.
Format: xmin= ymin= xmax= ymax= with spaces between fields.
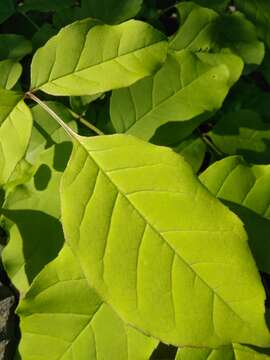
xmin=81 ymin=0 xmax=143 ymax=24
xmin=200 ymin=155 xmax=270 ymax=274
xmin=61 ymin=133 xmax=270 ymax=348
xmin=18 ymin=244 xmax=158 ymax=359
xmin=176 ymin=344 xmax=270 ymax=359
xmin=170 ymin=2 xmax=264 ymax=66
xmin=0 ymin=60 xmax=22 ymax=90
xmin=0 ymin=90 xmax=32 ymax=186
xmin=30 ymin=19 xmax=168 ymax=96
xmin=110 ymin=50 xmax=243 ymax=140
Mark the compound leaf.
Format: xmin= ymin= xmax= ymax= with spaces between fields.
xmin=18 ymin=244 xmax=158 ymax=359
xmin=31 ymin=19 xmax=168 ymax=96
xmin=61 ymin=133 xmax=270 ymax=348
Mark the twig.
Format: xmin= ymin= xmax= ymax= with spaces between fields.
xmin=68 ymin=109 xmax=104 ymax=135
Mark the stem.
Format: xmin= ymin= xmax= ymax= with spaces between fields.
xmin=18 ymin=11 xmax=40 ymax=30
xmin=149 ymin=4 xmax=177 ymax=20
xmin=200 ymin=133 xmax=224 ymax=157
xmin=69 ymin=109 xmax=104 ymax=135
xmin=26 ymin=92 xmax=77 ymax=138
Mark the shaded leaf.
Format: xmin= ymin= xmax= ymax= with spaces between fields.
xmin=0 ymin=60 xmax=22 ymax=90
xmin=0 ymin=90 xmax=32 ymax=186
xmin=110 ymin=51 xmax=242 ymax=140
xmin=81 ymin=0 xmax=143 ymax=24
xmin=21 ymin=0 xmax=74 ymax=12
xmin=200 ymin=155 xmax=270 ymax=274
xmin=189 ymin=0 xmax=230 ymax=12
xmin=5 ymin=142 xmax=72 ymax=218
xmin=170 ymin=3 xmax=264 ymax=66
xmin=0 ymin=34 xmax=32 ymax=61
xmin=1 ymin=212 xmax=64 ymax=295
xmin=235 ymin=0 xmax=270 ymax=47
xmin=174 ymin=135 xmax=206 ymax=173
xmin=26 ymin=102 xmax=77 ymax=164
xmin=0 ymin=0 xmax=15 ymax=25
xmin=209 ymin=109 xmax=270 ymax=163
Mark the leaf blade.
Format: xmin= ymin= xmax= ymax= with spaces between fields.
xmin=61 ymin=134 xmax=270 ymax=347
xmin=31 ymin=19 xmax=168 ymax=96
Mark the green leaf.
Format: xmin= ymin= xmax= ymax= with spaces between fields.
xmin=61 ymin=133 xmax=270 ymax=348
xmin=21 ymin=0 xmax=74 ymax=12
xmin=1 ymin=212 xmax=64 ymax=295
xmin=110 ymin=51 xmax=243 ymax=141
xmin=32 ymin=23 xmax=57 ymax=50
xmin=0 ymin=90 xmax=32 ymax=186
xmin=30 ymin=19 xmax=168 ymax=96
xmin=176 ymin=344 xmax=270 ymax=359
xmin=261 ymin=51 xmax=270 ymax=86
xmin=209 ymin=109 xmax=270 ymax=163
xmin=0 ymin=60 xmax=22 ymax=90
xmin=235 ymin=0 xmax=270 ymax=47
xmin=170 ymin=2 xmax=218 ymax=52
xmin=216 ymin=12 xmax=265 ymax=67
xmin=1 ymin=142 xmax=72 ymax=294
xmin=189 ymin=0 xmax=230 ymax=12
xmin=170 ymin=3 xmax=264 ymax=66
xmin=18 ymin=244 xmax=158 ymax=359
xmin=26 ymin=102 xmax=77 ymax=164
xmin=200 ymin=155 xmax=270 ymax=273
xmin=5 ymin=142 xmax=72 ymax=218
xmin=174 ymin=135 xmax=206 ymax=173
xmin=70 ymin=94 xmax=103 ymax=115
xmin=0 ymin=0 xmax=15 ymax=24
xmin=150 ymin=114 xmax=209 ymax=147
xmin=0 ymin=34 xmax=32 ymax=61
xmin=81 ymin=0 xmax=143 ymax=24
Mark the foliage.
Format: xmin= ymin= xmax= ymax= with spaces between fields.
xmin=0 ymin=0 xmax=270 ymax=359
